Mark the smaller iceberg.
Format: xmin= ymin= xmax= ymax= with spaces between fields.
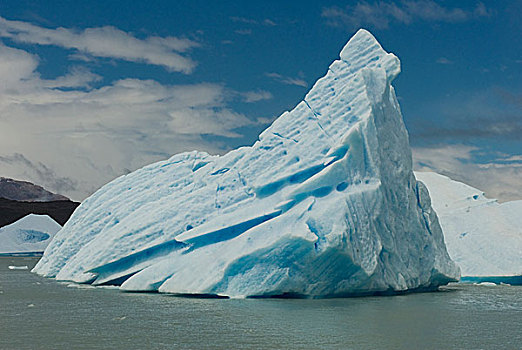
xmin=415 ymin=172 xmax=522 ymax=285
xmin=0 ymin=214 xmax=62 ymax=256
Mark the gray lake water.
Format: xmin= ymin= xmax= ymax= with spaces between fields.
xmin=1 ymin=257 xmax=521 ymax=350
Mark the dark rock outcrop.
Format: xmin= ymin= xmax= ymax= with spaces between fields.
xmin=0 ymin=177 xmax=79 ymax=227
xmin=0 ymin=197 xmax=79 ymax=227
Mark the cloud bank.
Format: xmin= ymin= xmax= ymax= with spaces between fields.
xmin=0 ymin=16 xmax=198 ymax=73
xmin=413 ymin=145 xmax=522 ymax=202
xmin=0 ymin=42 xmax=260 ymax=200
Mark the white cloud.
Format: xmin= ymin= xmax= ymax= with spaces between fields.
xmin=41 ymin=66 xmax=102 ymax=89
xmin=0 ymin=16 xmax=198 ymax=73
xmin=322 ymin=1 xmax=493 ymax=29
xmin=68 ymin=52 xmax=95 ymax=62
xmin=265 ymin=72 xmax=307 ymax=87
xmin=0 ymin=43 xmax=256 ymax=200
xmin=413 ymin=144 xmax=522 ymax=202
xmin=0 ymin=153 xmax=77 ymax=195
xmin=241 ymin=90 xmax=273 ymax=103
xmin=501 ymin=155 xmax=522 ymax=162
xmin=0 ymin=43 xmax=38 ymax=84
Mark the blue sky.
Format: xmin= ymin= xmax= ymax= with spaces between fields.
xmin=0 ymin=0 xmax=520 ymax=201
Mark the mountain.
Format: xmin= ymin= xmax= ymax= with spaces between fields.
xmin=0 ymin=177 xmax=79 ymax=228
xmin=0 ymin=214 xmax=61 ymax=255
xmin=33 ymin=29 xmax=459 ymax=297
xmin=0 ymin=177 xmax=68 ymax=202
xmin=415 ymin=171 xmax=522 ymax=283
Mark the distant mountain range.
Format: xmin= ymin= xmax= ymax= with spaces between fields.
xmin=0 ymin=177 xmax=69 ymax=202
xmin=0 ymin=177 xmax=79 ymax=228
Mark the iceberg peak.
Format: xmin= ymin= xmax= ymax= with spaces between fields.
xmin=34 ymin=30 xmax=458 ymax=297
xmin=339 ymin=29 xmax=400 ymax=83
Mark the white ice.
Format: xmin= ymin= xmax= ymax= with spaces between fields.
xmin=415 ymin=171 xmax=522 ymax=278
xmin=33 ymin=30 xmax=459 ymax=297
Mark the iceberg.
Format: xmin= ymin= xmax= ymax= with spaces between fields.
xmin=0 ymin=214 xmax=61 ymax=255
xmin=8 ymin=265 xmax=29 ymax=270
xmin=415 ymin=172 xmax=522 ymax=283
xmin=33 ymin=29 xmax=459 ymax=297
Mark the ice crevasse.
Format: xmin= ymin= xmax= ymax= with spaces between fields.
xmin=33 ymin=29 xmax=460 ymax=297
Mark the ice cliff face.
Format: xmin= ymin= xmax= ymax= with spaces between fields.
xmin=415 ymin=172 xmax=522 ymax=278
xmin=33 ymin=29 xmax=459 ymax=297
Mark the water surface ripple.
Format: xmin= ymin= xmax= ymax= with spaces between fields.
xmin=1 ymin=257 xmax=520 ymax=350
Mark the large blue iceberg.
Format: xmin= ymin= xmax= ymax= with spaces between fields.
xmin=33 ymin=30 xmax=459 ymax=297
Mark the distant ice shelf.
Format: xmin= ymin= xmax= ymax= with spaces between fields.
xmin=33 ymin=29 xmax=459 ymax=297
xmin=415 ymin=171 xmax=522 ymax=284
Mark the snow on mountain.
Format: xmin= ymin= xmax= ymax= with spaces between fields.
xmin=33 ymin=29 xmax=459 ymax=297
xmin=415 ymin=172 xmax=522 ymax=279
xmin=0 ymin=214 xmax=61 ymax=255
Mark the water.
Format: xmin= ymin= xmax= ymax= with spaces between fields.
xmin=1 ymin=257 xmax=521 ymax=350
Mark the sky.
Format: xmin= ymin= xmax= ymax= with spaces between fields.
xmin=0 ymin=0 xmax=520 ymax=202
